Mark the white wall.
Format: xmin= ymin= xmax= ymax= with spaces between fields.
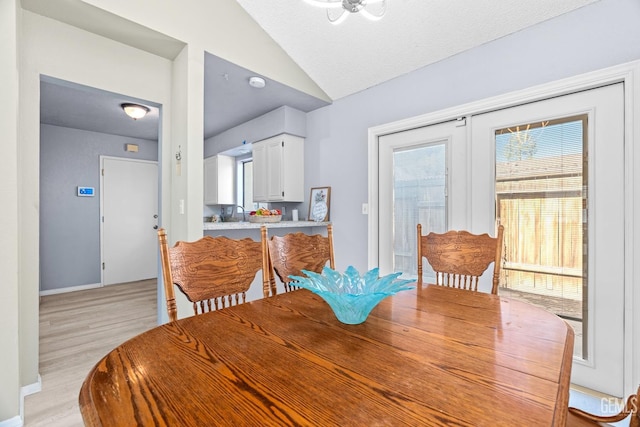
xmin=80 ymin=0 xmax=329 ymax=103
xmin=205 ymin=106 xmax=307 ymax=157
xmin=0 ymin=0 xmax=21 ymax=422
xmin=15 ymin=11 xmax=173 ymax=421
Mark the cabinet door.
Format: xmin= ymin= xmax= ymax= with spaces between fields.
xmin=204 ymin=156 xmax=218 ymax=204
xmin=266 ymin=138 xmax=284 ymax=201
xmin=216 ymin=156 xmax=235 ymax=205
xmin=204 ymin=155 xmax=235 ymax=205
xmin=252 ymin=134 xmax=304 ymax=202
xmin=252 ymin=143 xmax=268 ymax=202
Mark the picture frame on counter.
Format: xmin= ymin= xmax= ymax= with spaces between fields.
xmin=309 ymin=186 xmax=330 ymax=222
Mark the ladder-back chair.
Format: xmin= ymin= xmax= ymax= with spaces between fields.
xmin=261 ymin=225 xmax=335 ymax=295
xmin=158 ymin=228 xmax=268 ymax=322
xmin=417 ymin=225 xmax=504 ymax=294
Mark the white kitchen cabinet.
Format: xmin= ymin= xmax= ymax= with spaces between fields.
xmin=204 ymin=155 xmax=235 ymax=205
xmin=252 ymin=134 xmax=304 ymax=202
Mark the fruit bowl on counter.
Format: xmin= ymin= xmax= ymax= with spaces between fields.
xmin=248 ymin=208 xmax=282 ymax=223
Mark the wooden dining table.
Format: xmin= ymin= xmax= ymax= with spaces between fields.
xmin=79 ymin=284 xmax=574 ymax=426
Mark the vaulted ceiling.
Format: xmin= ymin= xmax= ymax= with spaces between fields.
xmin=28 ymin=0 xmax=599 ymax=141
xmin=237 ymin=0 xmax=599 ymax=100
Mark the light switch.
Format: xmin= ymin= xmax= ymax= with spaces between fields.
xmin=362 ymin=203 xmax=369 ymax=215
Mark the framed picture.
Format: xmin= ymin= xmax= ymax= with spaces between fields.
xmin=308 ymin=187 xmax=331 ymax=222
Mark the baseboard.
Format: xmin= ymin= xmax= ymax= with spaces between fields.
xmin=19 ymin=374 xmax=42 ymax=426
xmin=0 ymin=416 xmax=22 ymax=427
xmin=21 ymin=375 xmax=42 ymax=398
xmin=40 ymin=282 xmax=102 ymax=296
xmin=0 ymin=374 xmax=41 ymax=427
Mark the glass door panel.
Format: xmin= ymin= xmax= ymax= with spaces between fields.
xmin=494 ymin=116 xmax=588 ymax=358
xmin=393 ymin=144 xmax=446 ymax=277
xmin=378 ymin=120 xmax=465 ymax=277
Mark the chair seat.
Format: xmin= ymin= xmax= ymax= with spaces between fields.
xmin=566 ymin=411 xmax=606 ymax=427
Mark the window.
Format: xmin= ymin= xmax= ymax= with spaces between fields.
xmin=393 ymin=143 xmax=447 ymax=277
xmin=495 ymin=115 xmax=587 ymax=357
xmin=236 ymin=159 xmax=258 ymax=212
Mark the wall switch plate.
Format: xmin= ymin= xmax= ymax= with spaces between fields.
xmin=362 ymin=203 xmax=369 ymax=215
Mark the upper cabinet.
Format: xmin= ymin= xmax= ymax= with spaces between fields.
xmin=204 ymin=154 xmax=235 ymax=205
xmin=253 ymin=134 xmax=304 ymax=202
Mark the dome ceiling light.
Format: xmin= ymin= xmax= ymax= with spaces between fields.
xmin=121 ymin=103 xmax=150 ymax=120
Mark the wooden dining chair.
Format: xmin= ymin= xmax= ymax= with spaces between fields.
xmin=417 ymin=224 xmax=504 ymax=294
xmin=567 ymin=385 xmax=639 ymax=427
xmin=158 ymin=228 xmax=268 ymax=322
xmin=261 ymin=224 xmax=335 ymax=295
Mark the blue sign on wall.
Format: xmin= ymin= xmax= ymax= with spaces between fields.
xmin=77 ymin=186 xmax=95 ymax=197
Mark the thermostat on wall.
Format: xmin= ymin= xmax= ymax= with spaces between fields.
xmin=77 ymin=186 xmax=95 ymax=197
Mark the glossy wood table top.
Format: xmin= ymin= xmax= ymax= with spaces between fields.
xmin=79 ymin=285 xmax=574 ymax=426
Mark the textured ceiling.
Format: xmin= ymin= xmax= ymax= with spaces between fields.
xmin=236 ymin=0 xmax=599 ymax=100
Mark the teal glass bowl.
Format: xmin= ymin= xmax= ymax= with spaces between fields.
xmin=290 ymin=266 xmax=415 ymax=325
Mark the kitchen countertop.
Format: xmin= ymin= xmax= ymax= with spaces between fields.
xmin=203 ymin=220 xmax=330 ymax=231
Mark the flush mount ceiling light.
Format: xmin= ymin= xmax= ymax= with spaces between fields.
xmin=121 ymin=103 xmax=150 ymax=120
xmin=303 ymin=0 xmax=386 ymax=25
xmin=248 ymin=76 xmax=266 ymax=88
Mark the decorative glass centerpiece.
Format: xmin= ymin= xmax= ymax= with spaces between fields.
xmin=290 ymin=266 xmax=415 ymax=325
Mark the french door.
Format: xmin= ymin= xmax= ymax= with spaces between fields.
xmin=378 ymin=83 xmax=625 ymax=396
xmin=470 ymin=84 xmax=624 ymax=396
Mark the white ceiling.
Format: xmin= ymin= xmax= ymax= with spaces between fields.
xmin=236 ymin=0 xmax=599 ymax=100
xmin=31 ymin=0 xmax=599 ymax=141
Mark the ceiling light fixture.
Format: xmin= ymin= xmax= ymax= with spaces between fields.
xmin=121 ymin=103 xmax=150 ymax=120
xmin=249 ymin=76 xmax=266 ymax=88
xmin=303 ymin=0 xmax=386 ymax=25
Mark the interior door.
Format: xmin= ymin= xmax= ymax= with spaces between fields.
xmin=101 ymin=157 xmax=158 ymax=285
xmin=470 ymin=84 xmax=625 ymax=397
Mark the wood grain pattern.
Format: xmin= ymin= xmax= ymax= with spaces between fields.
xmin=263 ymin=224 xmax=335 ymax=293
xmin=417 ymin=225 xmax=504 ymax=294
xmin=158 ymin=228 xmax=265 ymax=321
xmin=79 ymin=284 xmax=573 ymax=426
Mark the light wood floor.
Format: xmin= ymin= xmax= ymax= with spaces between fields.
xmin=23 ymin=280 xmax=158 ymax=427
